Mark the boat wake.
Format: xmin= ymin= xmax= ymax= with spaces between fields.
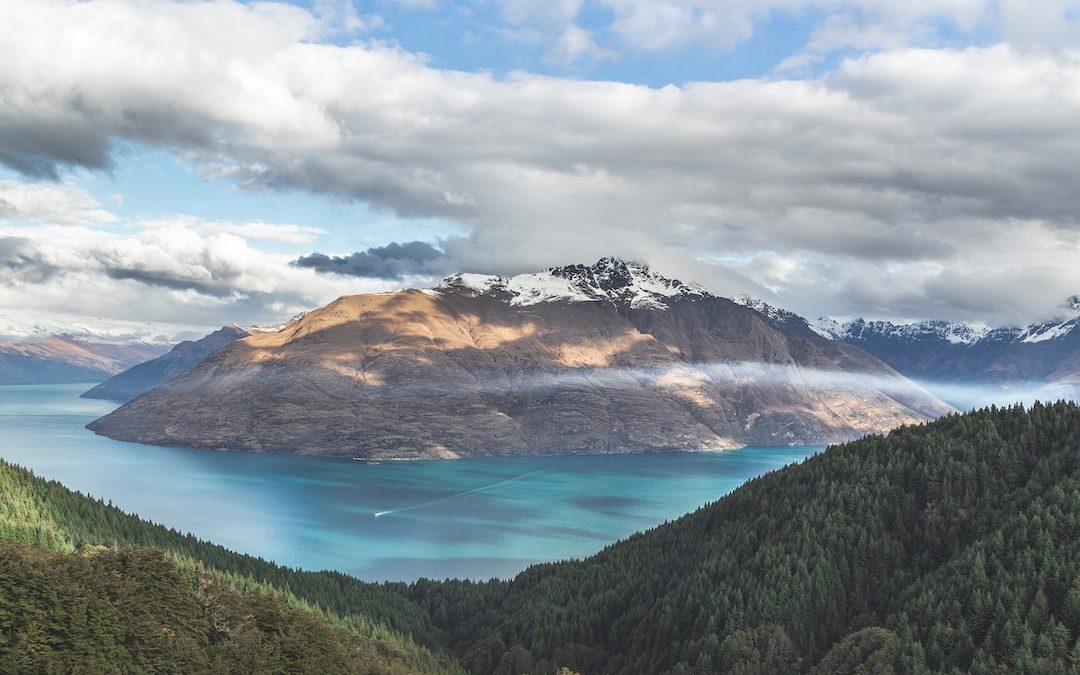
xmin=373 ymin=470 xmax=542 ymax=518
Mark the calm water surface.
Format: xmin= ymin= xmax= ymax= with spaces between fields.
xmin=0 ymin=383 xmax=820 ymax=581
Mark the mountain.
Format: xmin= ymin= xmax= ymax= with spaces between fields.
xmin=408 ymin=402 xmax=1080 ymax=674
xmin=0 ymin=336 xmax=168 ymax=386
xmin=81 ymin=324 xmax=251 ymax=402
xmin=808 ymin=298 xmax=1080 ymax=405
xmin=87 ymin=258 xmax=951 ymax=459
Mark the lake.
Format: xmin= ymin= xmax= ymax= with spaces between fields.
xmin=0 ymin=383 xmax=820 ymax=581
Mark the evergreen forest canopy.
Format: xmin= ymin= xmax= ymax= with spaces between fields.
xmin=0 ymin=456 xmax=462 ymax=674
xmin=2 ymin=402 xmax=1080 ymax=673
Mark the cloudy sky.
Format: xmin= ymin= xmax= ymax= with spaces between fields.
xmin=2 ymin=0 xmax=1080 ymax=339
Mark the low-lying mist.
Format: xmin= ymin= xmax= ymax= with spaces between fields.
xmin=166 ymin=358 xmax=1078 ymax=415
xmin=911 ymin=379 xmax=1080 ymax=412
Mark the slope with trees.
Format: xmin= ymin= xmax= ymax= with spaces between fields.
xmin=0 ymin=458 xmax=462 ymax=674
xmin=407 ymin=402 xmax=1080 ymax=674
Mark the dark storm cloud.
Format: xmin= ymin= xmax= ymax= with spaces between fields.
xmin=292 ymin=241 xmax=452 ymax=280
xmin=0 ymin=118 xmax=113 ymax=180
xmin=103 ymin=268 xmax=237 ymax=296
xmin=0 ymin=237 xmax=59 ymax=283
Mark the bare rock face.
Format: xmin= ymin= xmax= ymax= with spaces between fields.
xmin=88 ymin=259 xmax=953 ymax=459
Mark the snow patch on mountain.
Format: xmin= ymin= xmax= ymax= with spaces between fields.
xmin=435 ymin=258 xmax=708 ymax=310
xmin=1018 ymin=318 xmax=1079 ymax=344
xmin=249 ymin=312 xmax=307 ymax=334
xmin=936 ymin=321 xmax=993 ymax=345
xmin=808 ymin=317 xmax=844 ymax=340
xmin=733 ymin=295 xmax=783 ymax=321
xmin=732 ymin=294 xmax=819 ymax=333
xmin=506 ymin=272 xmax=598 ymax=306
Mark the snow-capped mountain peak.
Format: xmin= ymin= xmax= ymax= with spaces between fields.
xmin=435 ymin=258 xmax=708 ymax=310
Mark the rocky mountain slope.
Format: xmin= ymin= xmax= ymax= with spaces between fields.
xmin=0 ymin=336 xmax=167 ymax=385
xmin=82 ymin=324 xmax=251 ymax=402
xmin=809 ymin=298 xmax=1080 ymax=401
xmin=88 ymin=258 xmax=952 ymax=459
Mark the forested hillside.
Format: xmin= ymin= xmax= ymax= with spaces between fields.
xmin=0 ymin=459 xmax=462 ymax=674
xmin=407 ymin=402 xmax=1080 ymax=674
xmin=0 ymin=541 xmax=436 ymax=673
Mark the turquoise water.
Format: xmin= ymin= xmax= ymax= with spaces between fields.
xmin=0 ymin=384 xmax=821 ymax=581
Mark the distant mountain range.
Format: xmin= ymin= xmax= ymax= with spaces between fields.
xmin=87 ymin=258 xmax=950 ymax=459
xmin=803 ymin=299 xmax=1080 ymax=407
xmin=82 ymin=324 xmax=251 ymax=402
xmin=0 ymin=336 xmax=167 ymax=386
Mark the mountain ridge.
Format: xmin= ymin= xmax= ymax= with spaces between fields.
xmin=81 ymin=324 xmax=252 ymax=402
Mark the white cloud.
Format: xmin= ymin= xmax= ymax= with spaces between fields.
xmin=138 ymin=216 xmax=328 ymax=244
xmin=312 ymin=0 xmax=385 ymax=35
xmin=0 ymin=184 xmax=367 ymax=336
xmin=544 ymin=25 xmax=617 ymax=65
xmin=2 ymin=1 xmax=1080 ymax=326
xmin=593 ymin=1 xmax=1080 ymax=63
xmin=0 ymin=219 xmax=399 ymax=334
xmin=0 ymin=181 xmax=117 ymax=225
xmin=600 ymin=0 xmax=760 ymax=50
xmin=999 ymin=0 xmax=1080 ymax=48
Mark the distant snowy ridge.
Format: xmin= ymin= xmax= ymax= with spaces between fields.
xmin=812 ymin=318 xmax=994 ymax=345
xmin=806 ymin=295 xmax=1080 ymax=347
xmin=732 ymin=292 xmax=1080 ymax=349
xmin=0 ymin=317 xmax=171 ymax=346
xmin=435 ymin=257 xmax=709 ymax=310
